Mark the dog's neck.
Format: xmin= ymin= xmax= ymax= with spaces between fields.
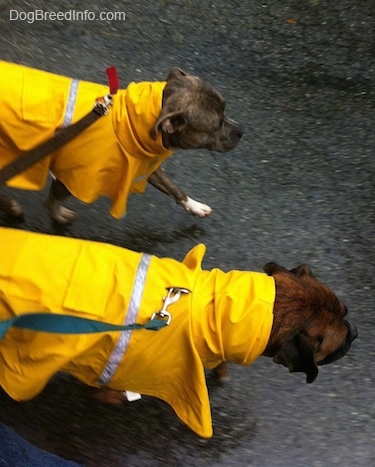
xmin=190 ymin=269 xmax=275 ymax=368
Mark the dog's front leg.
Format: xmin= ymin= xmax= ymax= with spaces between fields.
xmin=44 ymin=178 xmax=77 ymax=225
xmin=212 ymin=361 xmax=230 ymax=382
xmin=91 ymin=387 xmax=128 ymax=406
xmin=148 ymin=167 xmax=212 ymax=217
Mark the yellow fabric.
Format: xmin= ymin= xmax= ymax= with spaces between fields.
xmin=0 ymin=61 xmax=172 ymax=218
xmin=0 ymin=228 xmax=275 ymax=438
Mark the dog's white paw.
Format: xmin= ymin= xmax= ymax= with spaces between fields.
xmin=181 ymin=196 xmax=212 ymax=217
xmin=8 ymin=199 xmax=23 ymax=217
xmin=44 ymin=198 xmax=77 ymax=225
xmin=51 ymin=206 xmax=77 ymax=225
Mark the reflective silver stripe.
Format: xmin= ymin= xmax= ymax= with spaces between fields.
xmin=98 ymin=253 xmax=152 ymax=384
xmin=62 ymin=78 xmax=79 ymax=128
xmin=133 ymin=174 xmax=148 ymax=184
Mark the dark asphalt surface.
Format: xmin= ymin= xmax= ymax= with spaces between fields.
xmin=0 ymin=1 xmax=374 ymax=466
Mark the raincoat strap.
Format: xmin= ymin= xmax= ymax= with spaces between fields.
xmin=0 ymin=313 xmax=167 ymax=340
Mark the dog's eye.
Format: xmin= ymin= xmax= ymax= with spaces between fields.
xmin=316 ymin=335 xmax=324 ymax=351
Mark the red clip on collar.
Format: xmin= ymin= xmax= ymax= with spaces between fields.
xmin=106 ymin=66 xmax=119 ymax=95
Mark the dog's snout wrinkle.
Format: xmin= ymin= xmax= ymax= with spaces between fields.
xmin=317 ymin=320 xmax=357 ymax=366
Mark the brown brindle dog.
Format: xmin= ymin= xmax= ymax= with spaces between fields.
xmin=0 ymin=61 xmax=243 ymax=223
xmin=0 ymin=229 xmax=357 ymax=437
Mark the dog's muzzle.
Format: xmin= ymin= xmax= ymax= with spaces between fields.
xmin=318 ymin=320 xmax=358 ymax=365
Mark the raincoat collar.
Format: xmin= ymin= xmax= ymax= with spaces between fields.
xmin=184 ymin=245 xmax=275 ymax=371
xmin=112 ymin=80 xmax=172 ymax=161
xmin=199 ymin=269 xmax=275 ymax=366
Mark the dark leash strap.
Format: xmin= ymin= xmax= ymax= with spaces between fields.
xmin=0 ymin=66 xmax=119 ymax=186
xmin=0 ymin=103 xmax=108 ymax=186
xmin=0 ymin=312 xmax=168 ymax=340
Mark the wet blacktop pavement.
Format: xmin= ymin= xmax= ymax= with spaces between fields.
xmin=0 ymin=0 xmax=374 ymax=465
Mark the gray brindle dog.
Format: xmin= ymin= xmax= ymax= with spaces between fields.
xmin=0 ymin=61 xmax=243 ymax=223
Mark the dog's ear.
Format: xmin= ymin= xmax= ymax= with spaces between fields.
xmin=166 ymin=67 xmax=188 ymax=81
xmin=150 ymin=111 xmax=187 ymax=140
xmin=264 ymin=262 xmax=315 ymax=278
xmin=273 ymin=332 xmax=318 ymax=383
xmin=263 ymin=262 xmax=289 ymax=275
xmin=289 ymin=264 xmax=314 ymax=278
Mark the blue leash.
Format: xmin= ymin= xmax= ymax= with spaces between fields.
xmin=0 ymin=313 xmax=167 ymax=340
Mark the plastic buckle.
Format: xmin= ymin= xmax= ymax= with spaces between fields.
xmin=94 ymin=94 xmax=113 ymax=115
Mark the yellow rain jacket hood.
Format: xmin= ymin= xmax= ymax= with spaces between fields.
xmin=0 ymin=228 xmax=275 ymax=438
xmin=0 ymin=60 xmax=172 ymax=218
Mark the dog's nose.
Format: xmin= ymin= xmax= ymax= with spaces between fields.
xmin=346 ymin=320 xmax=358 ymax=343
xmin=237 ymin=125 xmax=245 ymax=138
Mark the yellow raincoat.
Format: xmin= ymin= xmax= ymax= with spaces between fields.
xmin=0 ymin=228 xmax=275 ymax=438
xmin=0 ymin=61 xmax=172 ymax=218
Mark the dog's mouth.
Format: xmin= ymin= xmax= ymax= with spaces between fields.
xmin=216 ymin=124 xmax=245 ymax=152
xmin=211 ymin=137 xmax=243 ymax=153
xmin=271 ymin=321 xmax=357 ymax=384
xmin=272 ymin=353 xmax=318 ymax=383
